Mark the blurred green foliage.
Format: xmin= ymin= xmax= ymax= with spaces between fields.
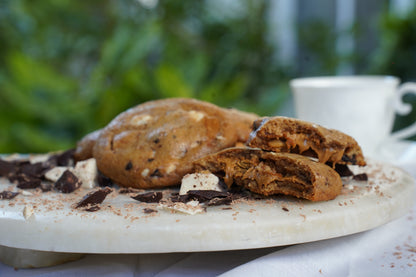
xmin=1 ymin=1 xmax=415 ymax=153
xmin=0 ymin=0 xmax=290 ymax=153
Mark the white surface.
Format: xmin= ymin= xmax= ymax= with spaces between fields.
xmin=0 ymin=141 xmax=416 ymax=276
xmin=0 ymin=161 xmax=413 ymax=254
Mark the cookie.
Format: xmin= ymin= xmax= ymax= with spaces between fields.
xmin=73 ymin=129 xmax=101 ymax=162
xmin=193 ymin=147 xmax=343 ymax=201
xmin=247 ymin=116 xmax=366 ymax=166
xmin=91 ymin=98 xmax=259 ymax=189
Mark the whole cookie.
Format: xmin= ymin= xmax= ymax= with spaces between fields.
xmin=92 ymin=98 xmax=259 ymax=189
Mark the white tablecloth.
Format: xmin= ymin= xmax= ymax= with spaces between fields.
xmin=1 ymin=141 xmax=415 ymax=277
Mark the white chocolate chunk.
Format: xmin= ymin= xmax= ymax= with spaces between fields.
xmin=130 ymin=114 xmax=152 ymax=126
xmin=73 ymin=158 xmax=98 ymax=189
xmin=158 ymin=200 xmax=205 ymax=215
xmin=141 ymin=168 xmax=150 ymax=177
xmin=188 ymin=110 xmax=205 ymax=122
xmin=23 ymin=205 xmax=34 ymax=220
xmin=179 ymin=172 xmax=222 ymax=195
xmin=28 ymin=154 xmax=50 ymax=164
xmin=44 ymin=166 xmax=70 ymax=182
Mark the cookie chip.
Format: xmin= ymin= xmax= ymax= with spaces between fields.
xmin=247 ymin=116 xmax=366 ymax=166
xmin=193 ymin=147 xmax=343 ymax=201
xmin=90 ymin=98 xmax=259 ymax=189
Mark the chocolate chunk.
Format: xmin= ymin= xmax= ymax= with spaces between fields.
xmin=48 ymin=149 xmax=75 ymax=167
xmin=97 ymin=171 xmax=114 ymax=187
xmin=19 ymin=162 xmax=50 ymax=178
xmin=186 ymin=190 xmax=230 ymax=202
xmin=75 ymin=187 xmax=113 ymax=208
xmin=125 ymin=161 xmax=133 ymax=171
xmin=9 ymin=174 xmax=42 ymax=189
xmin=0 ymin=159 xmax=17 ymax=177
xmin=341 ymin=154 xmax=357 ymax=165
xmin=331 ymin=164 xmax=354 ymax=177
xmin=150 ymin=169 xmax=162 ymax=177
xmin=131 ymin=192 xmax=163 ymax=203
xmin=169 ymin=193 xmax=189 ymax=203
xmin=0 ymin=191 xmax=19 ymax=200
xmin=55 ymin=170 xmax=82 ymax=193
xmin=143 ymin=208 xmax=158 ymax=214
xmin=353 ymin=173 xmax=368 ymax=181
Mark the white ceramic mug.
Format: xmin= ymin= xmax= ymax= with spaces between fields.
xmin=290 ymin=76 xmax=416 ymax=157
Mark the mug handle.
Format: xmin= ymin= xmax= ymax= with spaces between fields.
xmin=390 ymin=82 xmax=416 ymax=140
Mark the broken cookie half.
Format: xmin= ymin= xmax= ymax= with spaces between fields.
xmin=193 ymin=147 xmax=343 ymax=201
xmin=247 ymin=116 xmax=366 ymax=166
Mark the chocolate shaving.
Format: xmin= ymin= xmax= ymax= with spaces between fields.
xmin=0 ymin=191 xmax=19 ymax=200
xmin=131 ymin=192 xmax=163 ymax=203
xmin=143 ymin=208 xmax=158 ymax=214
xmin=353 ymin=173 xmax=368 ymax=181
xmin=55 ymin=170 xmax=82 ymax=193
xmin=206 ymin=197 xmax=232 ymax=206
xmin=75 ymin=187 xmax=113 ymax=208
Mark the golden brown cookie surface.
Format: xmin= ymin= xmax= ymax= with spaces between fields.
xmin=247 ymin=116 xmax=366 ymax=166
xmin=193 ymin=147 xmax=343 ymax=201
xmin=92 ymin=98 xmax=259 ymax=189
xmin=73 ymin=129 xmax=101 ymax=162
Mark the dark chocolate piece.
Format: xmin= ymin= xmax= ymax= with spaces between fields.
xmin=131 ymin=192 xmax=163 ymax=203
xmin=0 ymin=159 xmax=17 ymax=176
xmin=331 ymin=164 xmax=354 ymax=177
xmin=48 ymin=149 xmax=75 ymax=167
xmin=169 ymin=193 xmax=189 ymax=203
xmin=0 ymin=191 xmax=19 ymax=200
xmin=353 ymin=173 xmax=368 ymax=181
xmin=75 ymin=187 xmax=113 ymax=208
xmin=19 ymin=162 xmax=50 ymax=178
xmin=9 ymin=174 xmax=42 ymax=189
xmin=186 ymin=190 xmax=230 ymax=202
xmin=55 ymin=170 xmax=82 ymax=193
xmin=143 ymin=208 xmax=158 ymax=214
xmin=150 ymin=169 xmax=163 ymax=178
xmin=97 ymin=171 xmax=114 ymax=187
xmin=125 ymin=161 xmax=133 ymax=171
